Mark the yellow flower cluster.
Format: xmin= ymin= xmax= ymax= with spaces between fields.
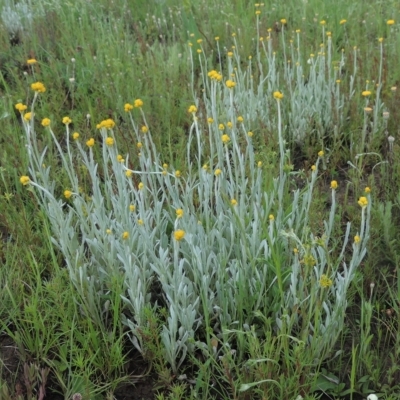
xmin=208 ymin=70 xmax=222 ymax=81
xmin=41 ymin=118 xmax=51 ymax=127
xmin=330 ymin=180 xmax=338 ymax=190
xmin=62 ymin=116 xmax=72 ymax=125
xmin=174 ymin=229 xmax=185 ymax=241
xmin=73 ymin=132 xmax=80 ymax=140
xmin=319 ymin=274 xmax=333 ymax=288
xmin=64 ymin=190 xmax=72 ymax=199
xmin=27 ymin=59 xmax=37 ymax=65
xmin=15 ymin=103 xmax=27 ymax=112
xmin=124 ymin=103 xmax=133 ymax=112
xmin=20 ymin=176 xmax=30 ymax=185
xmin=86 ymin=138 xmax=95 ymax=147
xmin=273 ymin=91 xmax=284 ymax=100
xmin=188 ymin=105 xmax=197 ymax=113
xmin=226 ymin=80 xmax=236 ymax=89
xmin=31 ymin=82 xmax=46 ymax=93
xmin=358 ymin=196 xmax=368 ymax=208
xmin=134 ymin=99 xmax=143 ymax=108
xmin=97 ymin=118 xmax=115 ymax=129
xmin=221 ymin=134 xmax=230 ymax=144
xmin=105 ymin=137 xmax=114 ymax=146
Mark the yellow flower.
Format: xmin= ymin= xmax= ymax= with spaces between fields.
xmin=86 ymin=138 xmax=95 ymax=147
xmin=197 ymin=49 xmax=202 ymax=54
xmin=218 ymin=124 xmax=225 ymax=130
xmin=378 ymin=37 xmax=383 ymax=43
xmin=122 ymin=231 xmax=129 ymax=240
xmin=197 ymin=39 xmax=203 ymax=44
xmin=124 ymin=103 xmax=134 ymax=112
xmin=354 ymin=235 xmax=361 ymax=244
xmin=134 ymin=99 xmax=144 ymax=108
xmin=257 ymin=161 xmax=262 ymax=168
xmin=222 ymin=134 xmax=230 ymax=144
xmin=138 ymin=182 xmax=144 ymax=190
xmin=387 ymin=19 xmax=395 ymax=25
xmin=255 ymin=10 xmax=261 ymax=15
xmin=24 ymin=112 xmax=32 ymax=121
xmin=227 ymin=121 xmax=233 ymax=129
xmin=248 ymin=131 xmax=254 ymax=137
xmin=62 ymin=116 xmax=72 ymax=125
xmin=125 ymin=170 xmax=132 ymax=177
xmin=64 ymin=190 xmax=72 ymax=199
xmin=362 ymin=90 xmax=371 ymax=97
xmin=129 ymin=204 xmax=136 ymax=212
xmin=214 ymin=168 xmax=222 ymax=176
xmin=364 ymin=186 xmax=371 ymax=194
xmin=41 ymin=118 xmax=51 ymax=127
xmin=20 ymin=175 xmax=30 ymax=185
xmin=280 ymin=18 xmax=287 ymax=24
xmin=320 ymin=20 xmax=326 ymax=25
xmin=175 ymin=170 xmax=181 ymax=178
xmin=141 ymin=125 xmax=149 ymax=133
xmin=358 ymin=196 xmax=368 ymax=208
xmin=176 ymin=208 xmax=184 ymax=218
xmin=227 ymin=51 xmax=233 ymax=57
xmin=293 ymin=248 xmax=299 ymax=254
xmin=188 ymin=105 xmax=197 ymax=113
xmin=207 ymin=117 xmax=214 ymax=124
xmin=138 ymin=219 xmax=144 ymax=226
xmin=330 ymin=180 xmax=338 ymax=190
xmin=319 ymin=274 xmax=333 ymax=288
xmin=163 ymin=163 xmax=168 ymax=169
xmin=269 ymin=214 xmax=274 ymax=221
xmin=237 ymin=116 xmax=244 ymax=123
xmin=27 ymin=58 xmax=37 ymax=65
xmin=311 ymin=165 xmax=316 ymax=171
xmin=97 ymin=118 xmax=115 ymax=129
xmin=273 ymin=91 xmax=284 ymax=100
xmin=226 ymin=80 xmax=236 ymax=89
xmin=230 ymin=198 xmax=237 ymax=206
xmin=318 ymin=150 xmax=324 ymax=157
xmin=106 ymin=229 xmax=112 ymax=234
xmin=117 ymin=154 xmax=124 ymax=162
xmin=72 ymin=132 xmax=80 ymax=140
xmin=15 ymin=103 xmax=27 ymax=112
xmin=137 ymin=142 xmax=142 ymax=149
xmin=31 ymin=82 xmax=46 ymax=93
xmin=174 ymin=229 xmax=185 ymax=241
xmin=215 ymin=36 xmax=220 ymax=41
xmin=105 ymin=137 xmax=114 ymax=146
xmin=340 ymin=19 xmax=347 ymax=25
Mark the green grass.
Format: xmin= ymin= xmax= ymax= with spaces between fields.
xmin=0 ymin=0 xmax=400 ymax=399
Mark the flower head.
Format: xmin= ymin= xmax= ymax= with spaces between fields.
xmin=354 ymin=235 xmax=361 ymax=244
xmin=72 ymin=132 xmax=80 ymax=140
xmin=358 ymin=196 xmax=368 ymax=208
xmin=330 ymin=180 xmax=338 ymax=190
xmin=281 ymin=18 xmax=287 ymax=24
xmin=269 ymin=214 xmax=274 ymax=221
xmin=311 ymin=165 xmax=316 ymax=171
xmin=24 ymin=112 xmax=32 ymax=121
xmin=31 ymin=82 xmax=46 ymax=93
xmin=64 ymin=190 xmax=72 ymax=199
xmin=134 ymin=99 xmax=143 ymax=108
xmin=340 ymin=19 xmax=347 ymax=25
xmin=174 ymin=229 xmax=185 ymax=241
xmin=214 ymin=168 xmax=222 ymax=176
xmin=27 ymin=59 xmax=37 ymax=65
xmin=124 ymin=103 xmax=133 ymax=112
xmin=318 ymin=150 xmax=324 ymax=157
xmin=226 ymin=80 xmax=236 ymax=89
xmin=273 ymin=91 xmax=284 ymax=100
xmin=41 ymin=118 xmax=51 ymax=127
xmin=176 ymin=208 xmax=184 ymax=218
xmin=62 ymin=116 xmax=72 ymax=125
xmin=364 ymin=186 xmax=371 ymax=194
xmin=237 ymin=116 xmax=244 ymax=123
xmin=129 ymin=204 xmax=136 ymax=212
xmin=125 ymin=170 xmax=132 ymax=177
xmin=20 ymin=175 xmax=30 ymax=185
xmin=122 ymin=231 xmax=129 ymax=240
xmin=207 ymin=117 xmax=214 ymax=124
xmin=221 ymin=134 xmax=230 ymax=144
xmin=175 ymin=170 xmax=181 ymax=178
xmin=105 ymin=137 xmax=114 ymax=146
xmin=138 ymin=182 xmax=144 ymax=190
xmin=362 ymin=90 xmax=371 ymax=97
xmin=319 ymin=274 xmax=333 ymax=288
xmin=97 ymin=118 xmax=115 ymax=129
xmin=188 ymin=105 xmax=197 ymax=113
xmin=15 ymin=103 xmax=27 ymax=112
xmin=387 ymin=19 xmax=395 ymax=25
xmin=230 ymin=198 xmax=237 ymax=206
xmin=86 ymin=138 xmax=95 ymax=147
xmin=141 ymin=125 xmax=148 ymax=133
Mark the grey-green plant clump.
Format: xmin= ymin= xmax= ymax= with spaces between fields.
xmin=1 ymin=0 xmax=400 ymax=399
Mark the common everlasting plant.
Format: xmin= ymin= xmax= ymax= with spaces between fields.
xmin=19 ymin=31 xmax=371 ymax=395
